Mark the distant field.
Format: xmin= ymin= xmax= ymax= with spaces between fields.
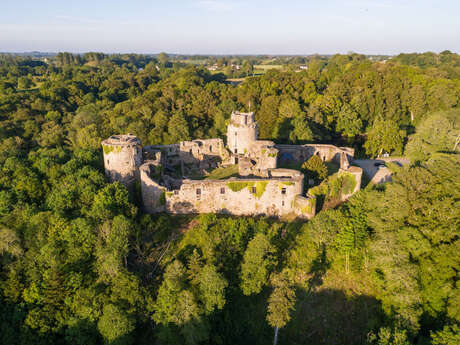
xmin=253 ymin=64 xmax=284 ymax=70
xmin=176 ymin=59 xmax=208 ymax=65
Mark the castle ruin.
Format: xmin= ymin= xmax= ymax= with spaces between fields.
xmin=102 ymin=111 xmax=362 ymax=219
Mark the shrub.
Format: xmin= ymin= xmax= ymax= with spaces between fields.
xmin=301 ymin=155 xmax=328 ymax=182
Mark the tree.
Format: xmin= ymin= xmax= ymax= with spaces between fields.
xmin=336 ymin=103 xmax=363 ymax=138
xmin=431 ymin=324 xmax=460 ymax=345
xmin=167 ymin=111 xmax=190 ymax=144
xmin=91 ymin=183 xmax=136 ymax=221
xmin=364 ymin=118 xmax=405 ymax=157
xmin=198 ymin=264 xmax=227 ymax=314
xmin=301 ymin=155 xmax=328 ymax=183
xmin=289 ymin=113 xmax=315 ymax=143
xmin=157 ymin=52 xmax=169 ymax=66
xmin=240 ymin=233 xmax=276 ymax=295
xmin=97 ymin=304 xmax=134 ymax=345
xmin=256 ymin=96 xmax=280 ymax=139
xmin=405 ymin=109 xmax=460 ymax=163
xmin=17 ymin=76 xmax=33 ymax=89
xmin=266 ymin=270 xmax=296 ymax=345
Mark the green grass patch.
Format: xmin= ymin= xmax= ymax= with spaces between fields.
xmin=205 ymin=165 xmax=239 ymax=180
xmin=253 ymin=64 xmax=283 ymax=70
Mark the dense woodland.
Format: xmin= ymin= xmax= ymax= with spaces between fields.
xmin=0 ymin=52 xmax=459 ymax=345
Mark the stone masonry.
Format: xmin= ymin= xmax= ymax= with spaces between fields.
xmin=102 ymin=111 xmax=363 ymax=219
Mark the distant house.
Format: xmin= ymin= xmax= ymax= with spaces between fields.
xmin=299 ymin=65 xmax=308 ymax=70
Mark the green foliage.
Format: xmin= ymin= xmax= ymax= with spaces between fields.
xmin=102 ymin=145 xmax=121 ymax=155
xmin=198 ymin=264 xmax=228 ymax=314
xmin=405 ymin=109 xmax=460 ymax=163
xmin=240 ymin=233 xmax=276 ymax=295
xmin=336 ymin=103 xmax=363 ymax=138
xmin=266 ymin=271 xmax=296 ymax=329
xmin=97 ymin=304 xmax=134 ymax=345
xmin=0 ymin=52 xmax=459 ymax=345
xmin=431 ymin=324 xmax=460 ymax=345
xmin=309 ymin=172 xmax=357 ymax=211
xmin=364 ymin=118 xmax=406 ymax=157
xmin=91 ymin=183 xmax=137 ymax=220
xmin=367 ymin=327 xmax=410 ymax=345
xmin=301 ymin=155 xmax=328 ymax=182
xmin=226 ymin=181 xmax=254 ymax=192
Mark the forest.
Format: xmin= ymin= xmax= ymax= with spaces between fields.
xmin=0 ymin=51 xmax=459 ymax=345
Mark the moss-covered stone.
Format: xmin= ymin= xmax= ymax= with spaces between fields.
xmin=227 ymin=181 xmax=254 ymax=192
xmin=251 ymin=181 xmax=268 ymax=198
xmin=278 ymin=181 xmax=294 ymax=189
xmin=102 ymin=145 xmax=122 ymax=155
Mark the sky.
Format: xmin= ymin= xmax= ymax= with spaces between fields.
xmin=1 ymin=0 xmax=459 ymax=55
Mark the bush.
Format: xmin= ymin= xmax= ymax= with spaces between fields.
xmin=301 ymin=155 xmax=328 ymax=182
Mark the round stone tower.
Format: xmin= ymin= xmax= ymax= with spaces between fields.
xmin=226 ymin=111 xmax=258 ymax=154
xmin=101 ymin=134 xmax=143 ymax=187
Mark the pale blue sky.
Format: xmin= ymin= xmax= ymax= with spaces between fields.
xmin=1 ymin=0 xmax=459 ymax=54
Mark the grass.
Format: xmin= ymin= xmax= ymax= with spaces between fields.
xmin=253 ymin=64 xmax=284 ymax=70
xmin=205 ymin=164 xmax=239 ymax=180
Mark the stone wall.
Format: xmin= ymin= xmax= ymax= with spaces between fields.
xmin=276 ymin=144 xmax=354 ymax=165
xmin=293 ymin=195 xmax=316 ymax=219
xmin=103 ymin=112 xmax=360 ymax=220
xmin=141 ymin=163 xmax=306 ymax=218
xmin=139 ymin=164 xmax=167 ymax=213
xmin=339 ymin=166 xmax=363 ymax=200
xmin=102 ymin=134 xmax=143 ymax=187
xmin=144 ymin=139 xmax=225 ymax=170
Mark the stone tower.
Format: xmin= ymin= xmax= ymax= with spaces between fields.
xmin=226 ymin=111 xmax=258 ymax=154
xmin=101 ymin=134 xmax=143 ymax=187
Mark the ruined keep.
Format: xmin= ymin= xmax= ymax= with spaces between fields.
xmin=102 ymin=111 xmax=363 ymax=219
xmin=102 ymin=134 xmax=143 ymax=188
